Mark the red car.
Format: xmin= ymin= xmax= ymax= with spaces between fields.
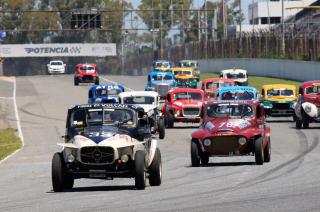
xmin=191 ymin=100 xmax=271 ymax=166
xmin=201 ymin=78 xmax=235 ymax=99
xmin=295 ymin=81 xmax=320 ymax=128
xmin=74 ymin=63 xmax=100 ymax=86
xmin=162 ymin=88 xmax=204 ymax=128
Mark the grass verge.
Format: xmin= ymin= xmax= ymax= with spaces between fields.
xmin=200 ymin=73 xmax=301 ymax=92
xmin=0 ymin=128 xmax=22 ymax=161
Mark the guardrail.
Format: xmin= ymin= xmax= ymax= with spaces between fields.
xmin=198 ymin=58 xmax=320 ymax=82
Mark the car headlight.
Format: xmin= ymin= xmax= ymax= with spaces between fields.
xmin=67 ymin=154 xmax=75 ymax=163
xmin=238 ymin=137 xmax=247 ymax=145
xmin=203 ymin=138 xmax=211 ymax=146
xmin=305 ymin=105 xmax=312 ymax=113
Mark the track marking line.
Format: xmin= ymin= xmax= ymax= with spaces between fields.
xmin=0 ymin=77 xmax=24 ymax=165
xmin=100 ymin=76 xmax=135 ymax=91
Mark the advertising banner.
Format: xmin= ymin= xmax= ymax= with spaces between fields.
xmin=0 ymin=43 xmax=116 ymax=57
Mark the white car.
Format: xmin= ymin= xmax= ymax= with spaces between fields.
xmin=47 ymin=60 xmax=66 ymax=74
xmin=220 ymin=68 xmax=248 ymax=86
xmin=119 ymin=91 xmax=165 ymax=139
xmin=52 ymin=104 xmax=162 ymax=191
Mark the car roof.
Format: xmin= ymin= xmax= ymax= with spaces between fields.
xmin=300 ymin=80 xmax=320 ymax=88
xmin=119 ymin=91 xmax=159 ymax=98
xmin=76 ymin=63 xmax=96 ymax=67
xmin=220 ymin=69 xmax=247 ymax=73
xmin=203 ymin=99 xmax=259 ymax=106
xmin=168 ymin=88 xmax=204 ymax=94
xmin=202 ymin=78 xmax=235 ymax=84
xmin=262 ymin=84 xmax=297 ymax=90
xmin=69 ymin=103 xmax=142 ymax=111
xmin=218 ymin=86 xmax=257 ymax=93
xmin=89 ymin=84 xmax=124 ymax=91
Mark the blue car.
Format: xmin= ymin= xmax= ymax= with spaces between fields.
xmin=216 ymin=86 xmax=259 ymax=101
xmin=145 ymin=70 xmax=176 ymax=98
xmin=88 ymin=84 xmax=125 ymax=103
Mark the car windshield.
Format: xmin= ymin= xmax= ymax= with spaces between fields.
xmin=174 ymin=70 xmax=192 ymax=76
xmin=51 ymin=61 xmax=63 ymax=65
xmin=267 ymin=88 xmax=294 ymax=97
xmin=155 ymin=62 xmax=170 ymax=67
xmin=206 ymin=82 xmax=233 ymax=89
xmin=95 ymin=88 xmax=122 ymax=96
xmin=123 ymin=96 xmax=155 ymax=104
xmin=220 ymin=91 xmax=255 ymax=100
xmin=179 ymin=62 xmax=198 ymax=68
xmin=226 ymin=73 xmax=246 ymax=79
xmin=80 ymin=66 xmax=95 ymax=71
xmin=70 ymin=108 xmax=135 ymax=128
xmin=206 ymin=103 xmax=253 ymax=118
xmin=305 ymin=85 xmax=320 ymax=94
xmin=173 ymin=92 xmax=202 ymax=101
xmin=151 ymin=74 xmax=173 ymax=81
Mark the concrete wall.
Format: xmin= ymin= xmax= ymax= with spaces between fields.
xmin=199 ymin=58 xmax=320 ymax=82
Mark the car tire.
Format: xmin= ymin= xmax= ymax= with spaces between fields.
xmin=167 ymin=113 xmax=174 ymax=128
xmin=95 ymin=78 xmax=99 ymax=85
xmin=52 ymin=152 xmax=74 ymax=192
xmin=296 ymin=118 xmax=302 ymax=129
xmin=200 ymin=152 xmax=209 ymax=165
xmin=158 ymin=118 xmax=165 ymax=139
xmin=135 ymin=151 xmax=146 ymax=190
xmin=302 ymin=112 xmax=309 ymax=129
xmin=264 ymin=138 xmax=271 ymax=163
xmin=149 ymin=148 xmax=162 ymax=186
xmin=191 ymin=141 xmax=200 ymax=167
xmin=74 ymin=78 xmax=79 ymax=86
xmin=254 ymin=137 xmax=264 ymax=165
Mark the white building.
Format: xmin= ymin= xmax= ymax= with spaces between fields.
xmin=248 ymin=0 xmax=316 ymax=26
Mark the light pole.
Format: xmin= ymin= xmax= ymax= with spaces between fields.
xmin=121 ymin=31 xmax=128 ymax=75
xmin=160 ymin=0 xmax=163 ymax=59
xmin=281 ymin=0 xmax=285 ymax=57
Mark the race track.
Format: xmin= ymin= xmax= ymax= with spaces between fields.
xmin=0 ymin=75 xmax=320 ymax=212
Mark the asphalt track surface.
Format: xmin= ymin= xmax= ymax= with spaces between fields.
xmin=0 ymin=75 xmax=320 ymax=212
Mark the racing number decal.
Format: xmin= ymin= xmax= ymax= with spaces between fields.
xmin=218 ymin=120 xmax=250 ymax=129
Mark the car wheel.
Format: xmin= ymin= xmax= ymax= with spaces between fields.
xmin=158 ymin=118 xmax=165 ymax=139
xmin=296 ymin=118 xmax=302 ymax=129
xmin=292 ymin=114 xmax=297 ymax=122
xmin=95 ymin=78 xmax=99 ymax=85
xmin=167 ymin=113 xmax=174 ymax=128
xmin=191 ymin=141 xmax=200 ymax=167
xmin=254 ymin=137 xmax=264 ymax=165
xmin=264 ymin=138 xmax=271 ymax=163
xmin=52 ymin=153 xmax=74 ymax=192
xmin=200 ymin=152 xmax=209 ymax=165
xmin=135 ymin=150 xmax=146 ymax=190
xmin=149 ymin=148 xmax=162 ymax=186
xmin=74 ymin=78 xmax=79 ymax=86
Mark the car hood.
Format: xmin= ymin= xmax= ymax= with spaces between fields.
xmin=135 ymin=104 xmax=156 ymax=112
xmin=204 ymin=118 xmax=253 ymax=134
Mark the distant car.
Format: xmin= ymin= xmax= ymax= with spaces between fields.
xmin=295 ymin=81 xmax=320 ymax=129
xmin=51 ymin=103 xmax=162 ymax=191
xmin=74 ymin=63 xmax=99 ymax=86
xmin=217 ymin=86 xmax=258 ymax=101
xmin=178 ymin=60 xmax=200 ymax=82
xmin=201 ymin=78 xmax=236 ymax=99
xmin=171 ymin=67 xmax=197 ymax=88
xmin=152 ymin=60 xmax=174 ymax=72
xmin=191 ymin=100 xmax=271 ymax=166
xmin=262 ymin=84 xmax=297 ymax=118
xmin=144 ymin=70 xmax=176 ymax=98
xmin=88 ymin=84 xmax=125 ymax=104
xmin=220 ymin=68 xmax=248 ymax=86
xmin=119 ymin=91 xmax=165 ymax=139
xmin=162 ymin=88 xmax=205 ymax=128
xmin=47 ymin=60 xmax=66 ymax=74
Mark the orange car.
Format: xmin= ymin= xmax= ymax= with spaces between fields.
xmin=201 ymin=78 xmax=235 ymax=99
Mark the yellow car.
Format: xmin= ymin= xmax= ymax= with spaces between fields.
xmin=261 ymin=84 xmax=297 ymax=118
xmin=171 ymin=67 xmax=197 ymax=88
